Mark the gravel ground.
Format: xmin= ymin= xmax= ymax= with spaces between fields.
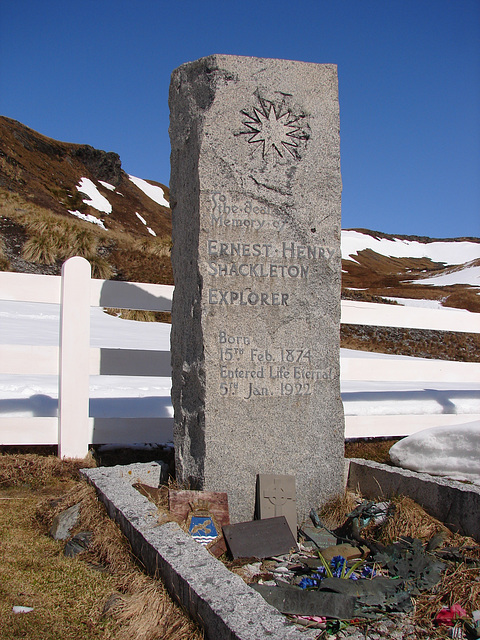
xmin=330 ymin=615 xmax=418 ymax=639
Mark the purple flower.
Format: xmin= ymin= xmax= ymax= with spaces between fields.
xmin=331 ymin=555 xmax=347 ymax=577
xmin=361 ymin=566 xmax=376 ymax=578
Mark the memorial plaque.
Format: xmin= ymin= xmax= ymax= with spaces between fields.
xmin=257 ymin=474 xmax=297 ymax=538
xmin=168 ymin=489 xmax=230 ymax=526
xmin=222 ymin=516 xmax=296 ymax=559
xmin=169 ymin=54 xmax=345 ymax=524
xmin=299 ymin=524 xmax=338 ymax=550
xmin=169 ymin=489 xmax=230 ymax=557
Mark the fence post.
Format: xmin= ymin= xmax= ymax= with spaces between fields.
xmin=58 ymin=257 xmax=91 ymax=458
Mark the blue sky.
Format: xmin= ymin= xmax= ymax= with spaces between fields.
xmin=1 ymin=0 xmax=479 ymax=238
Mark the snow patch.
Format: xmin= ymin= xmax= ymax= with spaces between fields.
xmin=98 ymin=180 xmax=115 ymax=191
xmin=135 ymin=212 xmax=156 ymax=235
xmin=68 ymin=210 xmax=106 ymax=229
xmin=411 ymin=264 xmax=480 ymax=287
xmin=381 ymin=297 xmax=446 ymax=309
xmin=129 ymin=175 xmax=169 ymax=207
xmin=1 ymin=298 xmax=479 ymax=482
xmin=342 ymin=230 xmax=480 ymax=266
xmin=389 ymin=422 xmax=480 ymax=485
xmin=76 ymin=177 xmax=112 ymax=214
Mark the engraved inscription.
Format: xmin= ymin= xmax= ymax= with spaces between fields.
xmin=205 ymin=187 xmax=338 ymax=399
xmin=211 ymin=192 xmax=285 ymax=232
xmin=208 ymin=290 xmax=289 ymax=306
xmin=217 ymin=331 xmax=338 ymax=400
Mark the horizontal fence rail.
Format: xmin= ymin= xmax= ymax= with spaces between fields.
xmin=341 ymin=300 xmax=480 ymax=334
xmin=1 ymin=256 xmax=479 ymax=456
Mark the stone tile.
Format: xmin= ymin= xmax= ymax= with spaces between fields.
xmin=252 ymin=583 xmax=356 ymax=618
xmin=257 ymin=474 xmax=297 ymax=538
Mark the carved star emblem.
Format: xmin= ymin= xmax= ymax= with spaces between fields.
xmin=238 ymin=98 xmax=309 ymax=160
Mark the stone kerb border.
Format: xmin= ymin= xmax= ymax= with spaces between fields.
xmin=347 ymin=459 xmax=480 ymax=542
xmin=81 ymin=463 xmax=316 ymax=640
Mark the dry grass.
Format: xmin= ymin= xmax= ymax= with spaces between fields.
xmin=0 ymin=487 xmax=119 ymax=640
xmin=88 ymin=255 xmax=116 ymax=279
xmin=318 ymin=492 xmax=480 ymax=636
xmin=4 ymin=201 xmax=116 ymax=277
xmin=0 ymin=453 xmax=203 ymax=640
xmin=0 ymin=238 xmax=10 ymax=270
xmin=345 ymin=438 xmax=400 ymax=464
xmin=38 ymin=481 xmax=203 ymax=640
xmin=129 ymin=236 xmax=171 ymax=258
xmin=341 ymin=324 xmax=480 ymax=362
xmin=317 ymin=490 xmax=361 ymax=529
xmin=374 ymin=495 xmax=449 ymax=545
xmin=21 ymin=213 xmax=103 ymax=265
xmin=0 ymin=452 xmax=95 ymax=489
xmin=0 ymin=191 xmax=172 ymax=283
xmin=415 ymin=563 xmax=480 ymax=636
xmin=2 ymin=452 xmax=479 ymax=639
xmin=380 ymin=499 xmax=480 ymax=632
xmin=103 ymin=308 xmax=167 ymax=323
xmin=109 ymin=577 xmax=202 ymax=640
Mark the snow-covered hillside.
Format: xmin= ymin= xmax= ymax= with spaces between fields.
xmin=342 ymin=230 xmax=480 ymax=290
xmin=341 ymin=229 xmax=480 ymax=314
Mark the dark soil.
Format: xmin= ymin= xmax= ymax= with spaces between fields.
xmin=341 ymin=324 xmax=480 ymax=362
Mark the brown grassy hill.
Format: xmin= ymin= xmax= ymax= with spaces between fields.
xmin=0 ymin=116 xmax=172 ymax=283
xmin=340 ymin=228 xmax=480 ymax=361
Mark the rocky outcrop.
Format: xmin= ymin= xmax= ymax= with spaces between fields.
xmin=72 ymin=145 xmax=122 ymax=185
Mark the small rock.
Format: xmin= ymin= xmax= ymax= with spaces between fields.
xmin=49 ymin=503 xmax=80 ymax=540
xmin=319 ymin=543 xmax=366 ymax=562
xmin=102 ymin=592 xmax=124 ymax=616
xmin=273 ymin=566 xmax=291 ymax=575
xmin=12 ymin=606 xmax=34 ymax=614
xmin=64 ymin=531 xmax=92 ymax=557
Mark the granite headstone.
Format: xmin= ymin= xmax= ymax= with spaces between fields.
xmin=169 ymin=54 xmax=344 ymax=524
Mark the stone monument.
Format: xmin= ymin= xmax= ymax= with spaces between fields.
xmin=169 ymin=54 xmax=344 ymax=524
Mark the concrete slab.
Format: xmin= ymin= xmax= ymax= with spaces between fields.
xmin=81 ymin=463 xmax=316 ymax=640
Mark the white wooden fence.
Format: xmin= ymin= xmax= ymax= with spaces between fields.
xmin=1 ymin=257 xmax=174 ymax=457
xmin=1 ymin=256 xmax=479 ymax=456
xmin=341 ymin=299 xmax=480 ymax=438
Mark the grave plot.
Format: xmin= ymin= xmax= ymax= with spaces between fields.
xmin=82 ymin=461 xmax=480 ymax=640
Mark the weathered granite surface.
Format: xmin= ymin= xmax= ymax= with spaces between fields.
xmin=169 ymin=54 xmax=344 ymax=523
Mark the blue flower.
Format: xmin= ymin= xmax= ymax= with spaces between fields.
xmin=298 ymin=571 xmax=326 ymax=589
xmin=331 ymin=555 xmax=347 ymax=577
xmin=312 ymin=571 xmax=325 ymax=580
xmin=361 ymin=566 xmax=376 ymax=579
xmin=299 ymin=577 xmax=320 ymax=589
